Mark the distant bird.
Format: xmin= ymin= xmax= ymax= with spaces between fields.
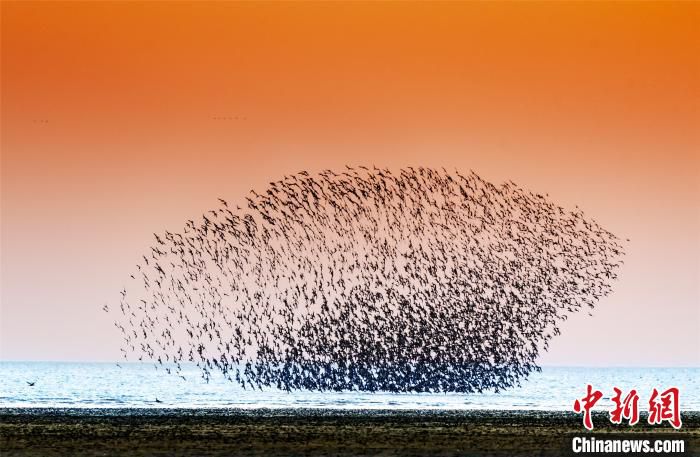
xmin=155 ymin=398 xmax=163 ymax=403
xmin=26 ymin=381 xmax=36 ymax=386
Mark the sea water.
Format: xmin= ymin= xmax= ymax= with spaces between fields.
xmin=0 ymin=362 xmax=698 ymax=411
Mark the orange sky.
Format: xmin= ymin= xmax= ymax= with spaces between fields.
xmin=1 ymin=1 xmax=698 ymax=365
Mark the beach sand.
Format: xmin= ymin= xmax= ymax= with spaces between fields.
xmin=1 ymin=408 xmax=698 ymax=456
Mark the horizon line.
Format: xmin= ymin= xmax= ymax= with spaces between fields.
xmin=0 ymin=360 xmax=698 ymax=369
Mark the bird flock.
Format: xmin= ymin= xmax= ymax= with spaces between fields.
xmin=109 ymin=167 xmax=625 ymax=393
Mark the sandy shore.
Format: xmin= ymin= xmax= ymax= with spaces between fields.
xmin=1 ymin=408 xmax=698 ymax=456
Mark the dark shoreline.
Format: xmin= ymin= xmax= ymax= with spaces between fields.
xmin=1 ymin=408 xmax=699 ymax=456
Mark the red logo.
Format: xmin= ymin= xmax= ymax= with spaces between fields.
xmin=573 ymin=385 xmax=681 ymax=430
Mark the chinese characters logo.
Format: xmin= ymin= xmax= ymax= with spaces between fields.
xmin=573 ymin=384 xmax=681 ymax=430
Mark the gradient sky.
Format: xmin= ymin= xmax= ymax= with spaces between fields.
xmin=1 ymin=1 xmax=698 ymax=366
